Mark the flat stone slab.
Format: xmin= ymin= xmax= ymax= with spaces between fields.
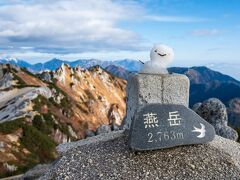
xmin=129 ymin=104 xmax=215 ymax=151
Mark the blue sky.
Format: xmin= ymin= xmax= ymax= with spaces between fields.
xmin=0 ymin=0 xmax=240 ymax=67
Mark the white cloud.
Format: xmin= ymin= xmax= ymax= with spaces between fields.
xmin=191 ymin=29 xmax=221 ymax=36
xmin=145 ymin=15 xmax=207 ymax=23
xmin=0 ymin=0 xmax=144 ymax=53
xmin=0 ymin=0 xmax=209 ymax=61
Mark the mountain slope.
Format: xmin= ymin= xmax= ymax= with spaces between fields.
xmin=168 ymin=66 xmax=239 ymax=84
xmin=168 ymin=66 xmax=240 ymax=106
xmin=0 ymin=63 xmax=126 ymax=177
xmin=105 ymin=65 xmax=131 ymax=80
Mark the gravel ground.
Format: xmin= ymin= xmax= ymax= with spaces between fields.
xmin=40 ymin=131 xmax=240 ymax=180
xmin=210 ymin=135 xmax=240 ymax=169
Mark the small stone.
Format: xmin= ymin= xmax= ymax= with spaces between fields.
xmin=195 ymin=98 xmax=238 ymax=141
xmin=192 ymin=102 xmax=202 ymax=112
xmin=96 ymin=124 xmax=111 ymax=135
xmin=85 ymin=130 xmax=95 ymax=138
xmin=189 ymin=164 xmax=196 ymax=169
xmin=112 ymin=124 xmax=120 ymax=131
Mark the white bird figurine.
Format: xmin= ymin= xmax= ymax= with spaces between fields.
xmin=140 ymin=44 xmax=174 ymax=74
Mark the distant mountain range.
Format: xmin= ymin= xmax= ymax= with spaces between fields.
xmin=0 ymin=57 xmax=143 ymax=72
xmin=1 ymin=57 xmax=240 ymax=107
xmin=106 ymin=65 xmax=240 ymax=108
xmin=206 ymin=63 xmax=240 ymax=80
xmin=168 ymin=66 xmax=240 ymax=107
xmin=1 ymin=57 xmax=240 ymax=80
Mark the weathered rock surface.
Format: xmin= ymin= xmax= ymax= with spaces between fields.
xmin=228 ymin=98 xmax=240 ymax=128
xmin=122 ymin=73 xmax=190 ymax=129
xmin=85 ymin=129 xmax=95 ymax=138
xmin=0 ymin=87 xmax=52 ymax=123
xmin=96 ymin=124 xmax=112 ymax=135
xmin=194 ymin=98 xmax=238 ymax=141
xmin=0 ymin=64 xmax=3 ymax=79
xmin=20 ymin=164 xmax=51 ymax=180
xmin=0 ymin=72 xmax=14 ymax=90
xmin=39 ymin=71 xmax=52 ymax=82
xmin=40 ymin=131 xmax=240 ymax=179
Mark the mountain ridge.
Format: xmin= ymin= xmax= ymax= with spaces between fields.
xmin=0 ymin=58 xmax=143 ymax=72
xmin=0 ymin=63 xmax=126 ymax=177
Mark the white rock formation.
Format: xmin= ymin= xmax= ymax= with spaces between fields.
xmin=0 ymin=87 xmax=52 ymax=123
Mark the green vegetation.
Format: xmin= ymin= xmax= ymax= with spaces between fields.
xmin=0 ymin=153 xmax=39 ymax=179
xmin=84 ymin=89 xmax=95 ymax=100
xmin=32 ymin=95 xmax=51 ymax=111
xmin=0 ymin=117 xmax=56 ymax=161
xmin=60 ymin=97 xmax=70 ymax=109
xmin=48 ymin=82 xmax=68 ymax=97
xmin=70 ymin=82 xmax=75 ymax=87
xmin=0 ymin=117 xmax=57 ymax=178
xmin=47 ymin=82 xmax=72 ymax=110
xmin=12 ymin=73 xmax=26 ymax=85
xmin=79 ymin=121 xmax=88 ymax=131
xmin=2 ymin=67 xmax=8 ymax=75
xmin=32 ymin=115 xmax=51 ymax=135
xmin=21 ymin=125 xmax=56 ymax=161
xmin=13 ymin=84 xmax=40 ymax=89
xmin=42 ymin=113 xmax=57 ymax=130
xmin=48 ymin=97 xmax=60 ymax=107
xmin=21 ymin=67 xmax=36 ymax=77
xmin=98 ymin=95 xmax=102 ymax=101
xmin=76 ymin=103 xmax=89 ymax=114
xmin=0 ymin=118 xmax=25 ymax=134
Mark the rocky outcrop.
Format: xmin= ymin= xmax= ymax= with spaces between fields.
xmin=39 ymin=71 xmax=52 ymax=82
xmin=0 ymin=64 xmax=3 ymax=79
xmin=228 ymin=98 xmax=240 ymax=128
xmin=0 ymin=87 xmax=52 ymax=123
xmin=96 ymin=124 xmax=111 ymax=135
xmin=52 ymin=64 xmax=126 ymax=132
xmin=0 ymin=63 xmax=127 ymax=178
xmin=85 ymin=124 xmax=120 ymax=138
xmin=85 ymin=130 xmax=95 ymax=138
xmin=38 ymin=131 xmax=240 ymax=179
xmin=0 ymin=73 xmax=14 ymax=90
xmin=194 ymin=98 xmax=238 ymax=141
xmin=21 ymin=164 xmax=51 ymax=180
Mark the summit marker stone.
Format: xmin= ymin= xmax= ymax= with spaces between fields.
xmin=129 ymin=104 xmax=216 ymax=151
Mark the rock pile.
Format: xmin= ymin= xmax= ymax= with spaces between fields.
xmin=33 ymin=130 xmax=240 ymax=179
xmin=193 ymin=98 xmax=238 ymax=141
xmin=85 ymin=124 xmax=120 ymax=138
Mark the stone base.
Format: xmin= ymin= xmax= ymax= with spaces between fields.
xmin=122 ymin=73 xmax=190 ymax=129
xmin=40 ymin=132 xmax=240 ymax=179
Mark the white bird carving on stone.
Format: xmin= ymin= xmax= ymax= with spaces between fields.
xmin=140 ymin=44 xmax=174 ymax=74
xmin=192 ymin=123 xmax=206 ymax=138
